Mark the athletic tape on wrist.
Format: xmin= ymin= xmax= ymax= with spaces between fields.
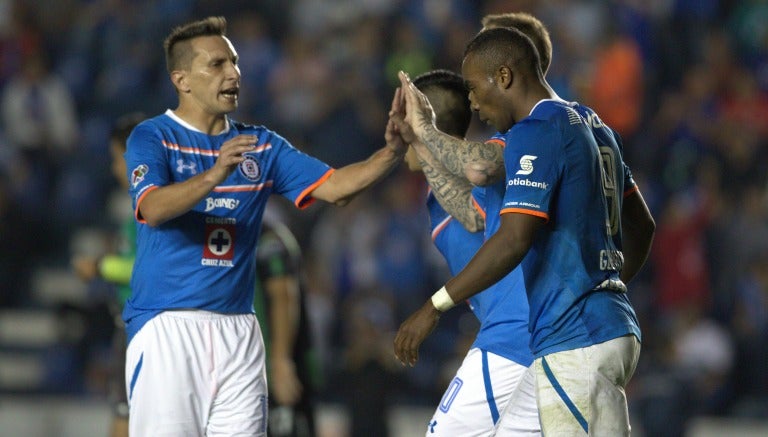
xmin=431 ymin=286 xmax=455 ymax=312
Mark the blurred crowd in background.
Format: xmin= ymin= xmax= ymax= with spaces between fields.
xmin=0 ymin=0 xmax=767 ymax=435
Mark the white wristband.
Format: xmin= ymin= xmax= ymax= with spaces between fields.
xmin=431 ymin=286 xmax=456 ymax=312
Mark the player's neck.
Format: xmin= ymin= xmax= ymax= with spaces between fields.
xmin=516 ymin=81 xmax=556 ymax=120
xmin=172 ymin=107 xmax=228 ymax=135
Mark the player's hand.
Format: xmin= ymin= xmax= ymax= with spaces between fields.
xmin=397 ymin=70 xmax=437 ymax=141
xmin=270 ymin=356 xmax=303 ymax=405
xmin=388 ymin=87 xmax=417 ymax=146
xmin=393 ymin=300 xmax=441 ymax=367
xmin=71 ymin=256 xmax=99 ymax=281
xmin=384 ymin=87 xmax=409 ymax=155
xmin=209 ymin=134 xmax=258 ymax=181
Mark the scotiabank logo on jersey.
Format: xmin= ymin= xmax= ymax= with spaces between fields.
xmin=202 ymin=218 xmax=236 ymax=267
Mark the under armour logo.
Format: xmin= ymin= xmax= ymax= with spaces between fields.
xmin=176 ymin=159 xmax=197 ymax=175
xmin=429 ymin=420 xmax=437 ymax=433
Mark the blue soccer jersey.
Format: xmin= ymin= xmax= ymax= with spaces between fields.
xmin=495 ymin=99 xmax=641 ymax=358
xmin=122 ymin=110 xmax=333 ymax=342
xmin=427 ymin=189 xmax=532 ymax=366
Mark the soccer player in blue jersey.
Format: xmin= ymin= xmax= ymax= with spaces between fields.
xmin=122 ymin=16 xmax=406 ymax=436
xmin=392 ymin=13 xmax=554 ymax=435
xmin=396 ymin=70 xmax=539 ymax=435
xmin=395 ymin=12 xmax=554 ymax=196
xmin=393 ymin=27 xmax=655 ymax=436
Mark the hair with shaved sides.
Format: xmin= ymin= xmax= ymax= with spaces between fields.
xmin=481 ymin=12 xmax=552 ymax=74
xmin=163 ymin=16 xmax=228 ymax=73
xmin=464 ymin=27 xmax=542 ymax=79
xmin=412 ymin=69 xmax=472 ymax=138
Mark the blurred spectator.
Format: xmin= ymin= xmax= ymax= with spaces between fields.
xmin=308 ymin=193 xmax=382 ymax=303
xmin=302 ymin=66 xmax=385 ymax=167
xmin=717 ymin=65 xmax=768 ymax=138
xmin=384 ymin=17 xmax=433 ymax=88
xmin=637 ymin=64 xmax=718 ymax=192
xmin=0 ymin=0 xmax=43 ymax=88
xmin=228 ymin=11 xmax=281 ymax=123
xmin=631 ymin=328 xmax=695 ymax=437
xmin=727 ymin=0 xmax=768 ymax=67
xmin=651 ymin=189 xmax=715 ymax=314
xmin=671 ymin=302 xmax=735 ymax=416
xmin=587 ymin=22 xmax=644 ymax=140
xmin=339 ymin=291 xmax=401 ymax=437
xmin=718 ymin=185 xmax=768 ymax=297
xmin=41 ymin=298 xmax=115 ymax=396
xmin=372 ymin=171 xmax=436 ymax=321
xmin=41 ymin=303 xmax=89 ymax=394
xmin=730 ymin=255 xmax=768 ymax=418
xmin=0 ymin=49 xmax=78 ymax=210
xmin=400 ymin=0 xmax=479 ymax=51
xmin=267 ymin=34 xmax=332 ymax=147
xmin=0 ymin=173 xmax=36 ymax=306
xmin=670 ymin=0 xmax=722 ymax=68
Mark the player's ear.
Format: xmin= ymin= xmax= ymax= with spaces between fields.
xmin=496 ymin=66 xmax=513 ymax=89
xmin=171 ymin=70 xmax=190 ymax=93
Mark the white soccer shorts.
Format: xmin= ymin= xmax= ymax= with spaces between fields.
xmin=534 ymin=334 xmax=641 ymax=436
xmin=425 ymin=348 xmax=540 ymax=436
xmin=494 ymin=364 xmax=540 ymax=435
xmin=126 ymin=310 xmax=268 ymax=436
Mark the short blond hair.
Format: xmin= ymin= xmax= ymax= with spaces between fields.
xmin=481 ymin=12 xmax=552 ymax=74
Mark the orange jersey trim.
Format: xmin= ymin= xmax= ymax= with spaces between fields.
xmin=295 ymin=168 xmax=336 ymax=209
xmin=500 ymin=207 xmax=549 ymax=222
xmin=161 ymin=140 xmax=272 ymax=156
xmin=471 ymin=196 xmax=486 ymax=220
xmin=134 ymin=185 xmax=160 ymax=224
xmin=251 ymin=143 xmax=272 ymax=153
xmin=161 ymin=140 xmax=217 ymax=157
xmin=623 ymin=184 xmax=639 ymax=198
xmin=431 ymin=216 xmax=452 ymax=241
xmin=486 ymin=138 xmax=505 ymax=148
xmin=213 ymin=181 xmax=274 ymax=193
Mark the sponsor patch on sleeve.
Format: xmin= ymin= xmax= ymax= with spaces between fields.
xmin=130 ymin=164 xmax=149 ymax=188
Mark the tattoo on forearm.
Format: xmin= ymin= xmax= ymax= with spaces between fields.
xmin=417 ymin=151 xmax=484 ymax=232
xmin=421 ymin=127 xmax=504 ymax=182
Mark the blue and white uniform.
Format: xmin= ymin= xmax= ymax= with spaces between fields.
xmin=424 ymin=187 xmax=539 ymax=436
xmin=497 ymin=99 xmax=641 ymax=436
xmin=123 ymin=110 xmax=333 ymax=436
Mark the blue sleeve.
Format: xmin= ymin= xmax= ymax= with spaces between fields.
xmin=267 ymin=131 xmax=332 ymax=208
xmin=471 ymin=185 xmax=486 ymax=213
xmin=125 ymin=122 xmax=169 ymax=208
xmin=501 ymin=120 xmax=562 ymax=219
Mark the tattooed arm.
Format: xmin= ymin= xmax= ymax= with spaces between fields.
xmin=420 ymin=127 xmax=504 ymax=187
xmin=397 ymin=71 xmax=504 ymax=186
xmin=411 ymin=139 xmax=485 ymax=232
xmin=389 ymin=86 xmax=485 ymax=231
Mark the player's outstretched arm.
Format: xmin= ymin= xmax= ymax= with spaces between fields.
xmin=397 ymin=71 xmax=504 ymax=186
xmin=620 ymin=189 xmax=655 ymax=284
xmin=389 ymin=88 xmax=484 ymax=232
xmin=138 ymin=135 xmax=257 ymax=226
xmin=310 ymin=92 xmax=408 ymax=206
